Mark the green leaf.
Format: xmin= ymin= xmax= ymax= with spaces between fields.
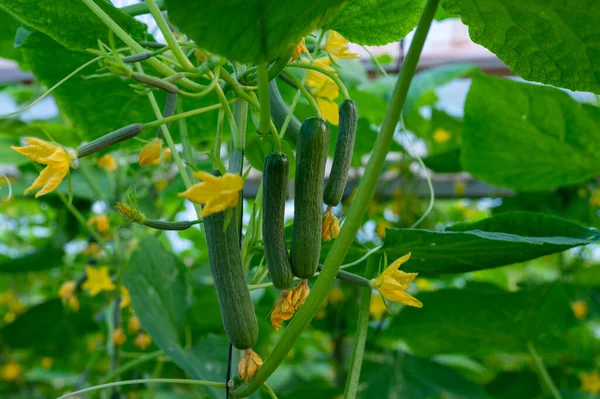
xmin=2 ymin=121 xmax=82 ymax=148
xmin=125 ymin=236 xmax=227 ymax=398
xmin=383 ymin=283 xmax=573 ymax=356
xmin=165 ymin=0 xmax=347 ymax=63
xmin=245 ymin=134 xmax=296 ymax=177
xmin=0 ymin=8 xmax=22 ymax=60
xmin=461 ymin=74 xmax=600 ymax=191
xmin=422 ymin=149 xmax=461 ymax=173
xmin=0 ymin=0 xmax=146 ymax=51
xmin=0 ymin=134 xmax=26 ymax=165
xmin=383 ymin=212 xmax=600 ymax=273
xmin=443 ymin=0 xmax=600 ymax=93
xmin=326 ymin=0 xmax=426 ymax=45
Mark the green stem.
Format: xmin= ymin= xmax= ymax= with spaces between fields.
xmin=263 ymin=384 xmax=279 ymax=399
xmin=56 ymin=378 xmax=226 ymax=399
xmin=287 ymin=63 xmax=350 ymax=100
xmin=54 ymin=188 xmax=105 ymax=246
xmin=121 ymin=0 xmax=164 ymax=16
xmin=101 ymin=350 xmax=162 ymax=384
xmin=281 ymin=70 xmax=321 ymax=117
xmin=144 ymin=0 xmax=195 ymax=72
xmin=233 ymin=0 xmax=439 ymax=395
xmin=233 ymin=100 xmax=248 ymax=152
xmin=81 ymin=0 xmax=202 ymax=91
xmin=527 ymin=342 xmax=562 ymax=399
xmin=215 ymin=82 xmax=239 ymax=150
xmin=220 ymin=68 xmax=260 ymax=108
xmin=257 ymin=63 xmax=272 ymax=135
xmin=144 ymin=102 xmax=226 ymax=130
xmin=343 ymin=257 xmax=377 ymax=399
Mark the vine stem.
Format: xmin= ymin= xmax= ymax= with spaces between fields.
xmin=287 ymin=63 xmax=350 ymax=100
xmin=56 ymin=378 xmax=226 ymax=399
xmin=233 ymin=4 xmax=439 ymax=397
xmin=143 ymin=101 xmax=228 ymax=129
xmin=527 ymin=342 xmax=562 ymax=399
xmin=343 ymin=257 xmax=377 ymax=399
xmin=281 ymin=70 xmax=321 ymax=117
xmin=257 ymin=63 xmax=272 ymax=133
xmin=144 ymin=0 xmax=195 ymax=72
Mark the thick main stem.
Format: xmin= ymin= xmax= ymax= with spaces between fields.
xmin=233 ymin=0 xmax=440 ymax=396
xmin=528 ymin=342 xmax=562 ymax=399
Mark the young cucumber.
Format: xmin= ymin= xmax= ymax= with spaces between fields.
xmin=290 ymin=117 xmax=330 ymax=279
xmin=324 ymin=99 xmax=358 ymax=206
xmin=263 ymin=152 xmax=294 ymax=290
xmin=269 ymin=80 xmax=301 ymax=145
xmin=204 ymin=207 xmax=258 ymax=350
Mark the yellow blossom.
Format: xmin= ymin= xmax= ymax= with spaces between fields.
xmin=112 ymin=328 xmax=126 ymax=345
xmin=571 ymin=300 xmax=589 ymax=320
xmin=376 ymin=221 xmax=392 ymax=240
xmin=120 ymin=286 xmax=131 ymax=309
xmin=139 ymin=139 xmax=171 ymax=167
xmin=134 ymin=333 xmax=152 ymax=350
xmin=11 ymin=137 xmax=75 ymax=197
xmin=41 ymin=357 xmax=53 ymax=369
xmin=322 ymin=209 xmax=340 ymax=241
xmin=371 ymin=253 xmax=423 ymax=308
xmin=88 ymin=214 xmax=110 ymax=234
xmin=128 ymin=315 xmax=141 ymax=334
xmin=58 ymin=281 xmax=80 ymax=312
xmin=270 ymin=291 xmax=295 ymax=330
xmin=370 ymin=293 xmax=387 ymax=320
xmin=114 ymin=202 xmax=146 ymax=224
xmin=238 ymin=349 xmax=263 ymax=382
xmin=290 ymin=280 xmax=310 ymax=310
xmin=178 ymin=172 xmax=244 ymax=217
xmin=82 ymin=266 xmax=116 ymax=296
xmin=98 ymin=154 xmax=117 ymax=172
xmin=306 ymin=57 xmax=339 ymax=125
xmin=83 ymin=242 xmax=103 ymax=257
xmin=324 ymin=30 xmax=358 ymax=59
xmin=1 ymin=361 xmax=22 ymax=381
xmin=580 ymin=370 xmax=600 ymax=395
xmin=432 ymin=128 xmax=451 ymax=143
xmin=292 ymin=37 xmax=308 ymax=61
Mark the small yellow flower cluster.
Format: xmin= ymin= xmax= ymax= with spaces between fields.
xmin=292 ymin=37 xmax=308 ymax=61
xmin=98 ymin=154 xmax=118 ymax=172
xmin=238 ymin=349 xmax=263 ymax=382
xmin=178 ymin=172 xmax=244 ymax=217
xmin=0 ymin=361 xmax=22 ymax=381
xmin=88 ymin=214 xmax=111 ymax=235
xmin=571 ymin=300 xmax=589 ymax=320
xmin=270 ymin=281 xmax=311 ymax=330
xmin=0 ymin=290 xmax=26 ymax=324
xmin=432 ymin=128 xmax=451 ymax=144
xmin=139 ymin=139 xmax=171 ymax=167
xmin=58 ymin=281 xmax=79 ymax=312
xmin=580 ymin=370 xmax=600 ymax=395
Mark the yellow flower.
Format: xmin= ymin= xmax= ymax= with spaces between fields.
xmin=98 ymin=154 xmax=117 ymax=172
xmin=370 ymin=293 xmax=387 ymax=320
xmin=134 ymin=333 xmax=152 ymax=350
xmin=322 ymin=209 xmax=340 ymax=241
xmin=178 ymin=172 xmax=244 ymax=217
xmin=82 ymin=266 xmax=116 ymax=296
xmin=238 ymin=349 xmax=263 ymax=382
xmin=88 ymin=214 xmax=110 ymax=234
xmin=128 ymin=315 xmax=141 ymax=334
xmin=376 ymin=221 xmax=392 ymax=240
xmin=41 ymin=357 xmax=53 ymax=369
xmin=306 ymin=57 xmax=339 ymax=125
xmin=323 ymin=30 xmax=358 ymax=59
xmin=114 ymin=202 xmax=146 ymax=224
xmin=1 ymin=361 xmax=22 ymax=381
xmin=11 ymin=138 xmax=75 ymax=197
xmin=270 ymin=291 xmax=295 ymax=330
xmin=120 ymin=286 xmax=131 ymax=309
xmin=82 ymin=242 xmax=103 ymax=257
xmin=371 ymin=253 xmax=423 ymax=308
xmin=112 ymin=328 xmax=126 ymax=345
xmin=432 ymin=128 xmax=451 ymax=143
xmin=139 ymin=139 xmax=171 ymax=167
xmin=289 ymin=280 xmax=310 ymax=310
xmin=571 ymin=300 xmax=589 ymax=320
xmin=58 ymin=281 xmax=80 ymax=312
xmin=580 ymin=370 xmax=600 ymax=395
xmin=292 ymin=37 xmax=308 ymax=61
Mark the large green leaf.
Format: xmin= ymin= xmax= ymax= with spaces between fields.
xmin=443 ymin=0 xmax=600 ymax=93
xmin=0 ymin=8 xmax=22 ymax=60
xmin=383 ymin=283 xmax=573 ymax=356
xmin=326 ymin=0 xmax=425 ymax=45
xmin=124 ymin=236 xmax=227 ymax=398
xmin=0 ymin=0 xmax=145 ymax=51
xmin=165 ymin=0 xmax=347 ymax=63
xmin=382 ymin=212 xmax=600 ymax=273
xmin=461 ymin=74 xmax=600 ymax=191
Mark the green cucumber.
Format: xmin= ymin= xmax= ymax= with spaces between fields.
xmin=290 ymin=117 xmax=330 ymax=279
xmin=269 ymin=80 xmax=301 ymax=145
xmin=262 ymin=152 xmax=294 ymax=290
xmin=324 ymin=99 xmax=357 ymax=206
xmin=204 ymin=206 xmax=258 ymax=350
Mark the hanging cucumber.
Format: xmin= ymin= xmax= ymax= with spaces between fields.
xmin=204 ymin=205 xmax=258 ymax=350
xmin=262 ymin=152 xmax=294 ymax=290
xmin=269 ymin=80 xmax=301 ymax=145
xmin=290 ymin=117 xmax=330 ymax=279
xmin=324 ymin=99 xmax=358 ymax=206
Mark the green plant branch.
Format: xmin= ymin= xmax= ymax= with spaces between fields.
xmin=143 ymin=101 xmax=227 ymax=129
xmin=177 ymin=100 xmax=196 ymax=180
xmin=287 ymin=63 xmax=350 ymax=100
xmin=214 ymin=81 xmax=240 ymax=151
xmin=144 ymin=0 xmax=195 ymax=72
xmin=281 ymin=70 xmax=321 ymax=117
xmin=220 ymin=68 xmax=260 ymax=108
xmin=527 ymin=342 xmax=562 ymax=399
xmin=263 ymin=384 xmax=279 ymax=399
xmin=343 ymin=257 xmax=377 ymax=399
xmin=57 ymin=378 xmax=226 ymax=399
xmin=258 ymin=63 xmax=273 ymax=134
xmin=121 ymin=0 xmax=164 ymax=16
xmin=233 ymin=0 xmax=440 ymax=395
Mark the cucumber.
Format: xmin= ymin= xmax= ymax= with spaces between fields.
xmin=324 ymin=99 xmax=357 ymax=206
xmin=290 ymin=117 xmax=330 ymax=279
xmin=204 ymin=206 xmax=258 ymax=350
xmin=269 ymin=80 xmax=301 ymax=145
xmin=262 ymin=152 xmax=294 ymax=290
